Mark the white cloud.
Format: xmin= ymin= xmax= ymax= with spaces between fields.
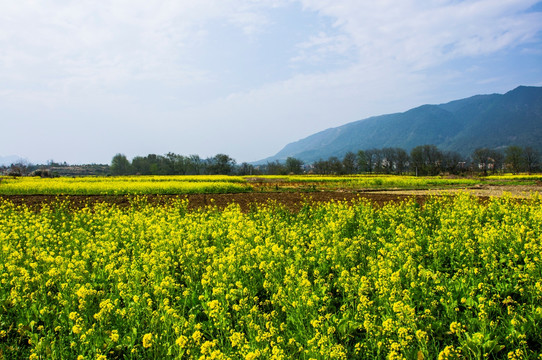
xmin=3 ymin=0 xmax=539 ymax=104
xmin=296 ymin=0 xmax=542 ymax=69
xmin=0 ymin=1 xmax=287 ymax=101
xmin=291 ymin=31 xmax=354 ymax=65
xmin=1 ymin=0 xmax=541 ymax=164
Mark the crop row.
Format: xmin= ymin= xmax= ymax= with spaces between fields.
xmin=0 ymin=175 xmax=486 ymax=196
xmin=0 ymin=177 xmax=251 ymax=195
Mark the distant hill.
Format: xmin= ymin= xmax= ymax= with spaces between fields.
xmin=257 ymin=86 xmax=542 ymax=164
xmin=0 ymin=155 xmax=26 ymax=167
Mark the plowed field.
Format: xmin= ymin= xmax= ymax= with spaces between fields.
xmin=0 ymin=191 xmax=467 ymax=212
xmin=3 ymin=183 xmax=539 ymax=211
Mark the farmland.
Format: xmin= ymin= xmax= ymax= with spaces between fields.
xmin=1 ymin=174 xmax=541 ymax=196
xmin=0 ymin=176 xmax=251 ymax=196
xmin=1 ymin=175 xmax=542 ymax=359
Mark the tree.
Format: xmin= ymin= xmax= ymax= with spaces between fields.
xmin=172 ymin=154 xmax=190 ymax=175
xmin=356 ymin=150 xmax=367 ymax=173
xmin=441 ymin=151 xmax=464 ymax=175
xmin=472 ymin=148 xmax=491 ymax=175
xmin=327 ymin=157 xmax=344 ymax=174
xmin=187 ymin=155 xmax=204 ymax=175
xmin=342 ymin=152 xmax=357 ymax=174
xmin=472 ymin=148 xmax=503 ymax=175
xmin=266 ymin=161 xmax=286 ymax=175
xmin=490 ymin=150 xmax=504 ymax=174
xmin=208 ymin=154 xmax=236 ymax=175
xmin=380 ymin=147 xmax=398 ymax=174
xmin=111 ymin=154 xmax=132 ymax=175
xmin=505 ymin=146 xmax=524 ymax=174
xmin=394 ymin=148 xmax=410 ymax=174
xmin=237 ymin=162 xmax=255 ymax=175
xmin=312 ymin=159 xmax=329 ymax=174
xmin=410 ymin=145 xmax=442 ymax=176
xmin=312 ymin=157 xmax=343 ymax=174
xmin=8 ymin=161 xmax=30 ymax=177
xmin=131 ymin=156 xmax=151 ymax=175
xmin=285 ymin=157 xmax=304 ymax=174
xmin=364 ymin=149 xmax=380 ymax=174
xmin=371 ymin=149 xmax=385 ymax=174
xmin=523 ymin=146 xmax=540 ymax=173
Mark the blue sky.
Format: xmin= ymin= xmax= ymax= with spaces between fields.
xmin=1 ymin=0 xmax=542 ymax=165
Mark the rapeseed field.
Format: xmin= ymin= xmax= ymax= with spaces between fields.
xmin=1 ymin=193 xmax=541 ymax=359
xmin=0 ymin=176 xmax=251 ymax=195
xmin=0 ymin=174 xmax=485 ymax=196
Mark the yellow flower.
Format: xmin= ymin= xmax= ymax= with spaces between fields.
xmin=449 ymin=321 xmax=462 ymax=335
xmin=72 ymin=324 xmax=82 ymax=334
xmin=176 ymin=335 xmax=188 ymax=348
xmin=192 ymin=330 xmax=202 ymax=344
xmin=142 ymin=333 xmax=153 ymax=348
xmin=245 ymin=350 xmax=261 ymax=360
xmin=415 ymin=329 xmax=428 ymax=342
xmin=508 ymin=349 xmax=524 ymax=360
xmin=230 ymin=332 xmax=245 ymax=348
xmin=438 ymin=345 xmax=461 ymax=360
xmin=110 ymin=330 xmax=119 ymax=343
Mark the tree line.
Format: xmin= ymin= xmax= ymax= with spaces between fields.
xmin=307 ymin=145 xmax=540 ymax=176
xmin=110 ymin=153 xmax=309 ymax=176
xmin=109 ymin=144 xmax=540 ymax=177
xmin=110 ymin=153 xmax=241 ymax=176
xmin=3 ymin=144 xmax=539 ymax=177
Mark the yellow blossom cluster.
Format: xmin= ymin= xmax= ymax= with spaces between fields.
xmin=1 ymin=192 xmax=541 ymax=358
xmin=0 ymin=173 xmax=486 ymax=196
xmin=0 ymin=175 xmax=251 ymax=195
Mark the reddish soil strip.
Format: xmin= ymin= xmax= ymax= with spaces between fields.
xmin=1 ymin=192 xmax=435 ymax=212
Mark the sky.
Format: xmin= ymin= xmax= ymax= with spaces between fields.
xmin=1 ymin=0 xmax=542 ymax=165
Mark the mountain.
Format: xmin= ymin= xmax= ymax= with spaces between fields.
xmin=257 ymin=86 xmax=542 ymax=164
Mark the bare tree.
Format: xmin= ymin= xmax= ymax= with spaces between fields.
xmin=356 ymin=150 xmax=367 ymax=173
xmin=505 ymin=146 xmax=524 ymax=174
xmin=411 ymin=145 xmax=442 ymax=176
xmin=395 ymin=148 xmax=410 ymax=174
xmin=8 ymin=161 xmax=30 ymax=177
xmin=342 ymin=152 xmax=357 ymax=174
xmin=285 ymin=157 xmax=304 ymax=174
xmin=472 ymin=148 xmax=495 ymax=175
xmin=523 ymin=146 xmax=540 ymax=173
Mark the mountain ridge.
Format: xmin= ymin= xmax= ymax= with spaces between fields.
xmin=256 ymin=86 xmax=542 ymax=164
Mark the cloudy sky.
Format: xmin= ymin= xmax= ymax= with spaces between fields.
xmin=1 ymin=0 xmax=542 ymax=165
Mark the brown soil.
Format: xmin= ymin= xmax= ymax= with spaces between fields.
xmin=369 ymin=184 xmax=542 ymax=198
xmin=3 ymin=184 xmax=538 ymax=213
xmin=0 ymin=191 xmax=466 ymax=213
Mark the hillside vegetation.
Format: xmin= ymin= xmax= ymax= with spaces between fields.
xmin=261 ymin=86 xmax=542 ymax=164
